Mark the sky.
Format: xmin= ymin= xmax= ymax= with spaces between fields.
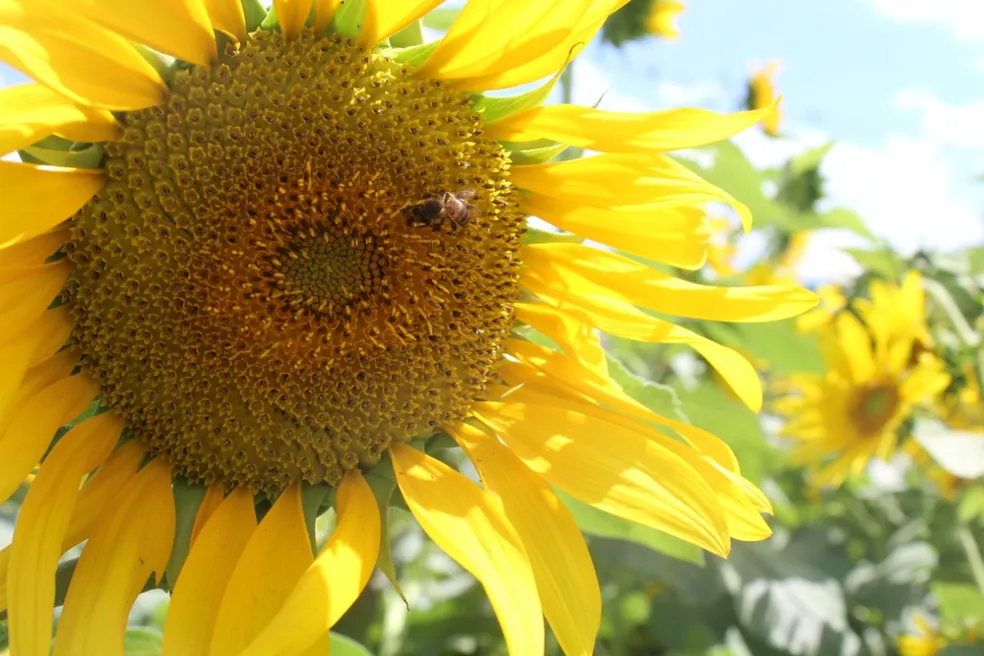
xmin=3 ymin=0 xmax=982 ymax=283
xmin=560 ymin=0 xmax=984 ymax=282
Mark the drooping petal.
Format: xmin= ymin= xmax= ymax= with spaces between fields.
xmin=0 ymin=230 xmax=66 ymax=269
xmin=70 ymin=0 xmax=217 ymax=67
xmin=514 ymin=302 xmax=609 ymax=378
xmin=6 ymin=413 xmax=123 ymax=656
xmin=450 ymin=422 xmax=601 ymax=656
xmin=419 ymin=0 xmax=593 ymax=80
xmin=0 ymin=84 xmax=120 ymax=156
xmin=391 ymin=443 xmax=545 ymax=656
xmin=52 ymin=459 xmax=175 ymax=656
xmin=0 ymin=372 xmax=99 ymax=503
xmin=487 ymin=104 xmax=776 ymax=154
xmin=0 ymin=350 xmax=78 ymax=439
xmin=312 ymin=0 xmax=343 ymax=33
xmin=472 ymin=401 xmax=733 ymax=556
xmin=0 ymin=331 xmax=39 ymax=429
xmin=522 ymin=269 xmax=763 ymax=410
xmin=163 ymin=488 xmax=256 ymax=656
xmin=0 ymin=161 xmax=104 ymax=249
xmin=189 ymin=483 xmax=228 ymax=545
xmin=238 ymin=471 xmax=381 ymax=656
xmin=203 ymin=0 xmax=246 ymax=42
xmin=512 ymin=152 xmax=752 ymax=230
xmin=25 ymin=306 xmax=73 ymax=368
xmin=361 ymin=0 xmax=445 ymax=47
xmin=273 ymin=0 xmax=310 ymax=40
xmin=520 ymin=194 xmax=710 ymax=269
xmin=0 ymin=0 xmax=166 ymax=110
xmin=523 ymin=243 xmax=818 ymax=322
xmin=0 ymin=261 xmax=69 ymax=344
xmin=210 ymin=483 xmax=313 ymax=656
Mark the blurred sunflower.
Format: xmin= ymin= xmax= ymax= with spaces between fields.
xmin=899 ymin=614 xmax=949 ymax=656
xmin=795 ymin=282 xmax=846 ymax=333
xmin=746 ymin=61 xmax=781 ymax=137
xmin=0 ymin=0 xmax=817 ymax=654
xmin=600 ymin=0 xmax=684 ymax=45
xmin=743 ymin=231 xmax=810 ymax=287
xmin=854 ymin=271 xmax=934 ymax=360
xmin=775 ymin=312 xmax=950 ymax=485
xmin=646 ymin=0 xmax=684 ymax=39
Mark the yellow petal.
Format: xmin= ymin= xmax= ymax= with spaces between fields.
xmin=391 ymin=443 xmax=545 ymax=655
xmin=0 ymin=0 xmax=166 ymax=110
xmin=0 ymin=261 xmax=69 ymax=344
xmin=514 ymin=301 xmax=609 ymax=378
xmin=473 ymin=401 xmax=733 ymax=556
xmin=0 ymin=350 xmax=78 ymax=438
xmin=6 ymin=413 xmax=123 ymax=656
xmin=522 ymin=269 xmax=763 ymax=410
xmin=210 ymin=483 xmax=313 ymax=656
xmin=450 ymin=422 xmax=601 ymax=656
xmin=0 ymin=230 xmax=66 ymax=269
xmin=520 ymin=193 xmax=710 ymax=269
xmin=25 ymin=306 xmax=73 ymax=368
xmin=488 ymin=104 xmax=775 ymax=154
xmin=52 ymin=459 xmax=175 ymax=656
xmin=419 ymin=0 xmax=593 ymax=80
xmin=189 ymin=483 xmax=228 ymax=546
xmin=0 ymin=160 xmax=104 ymax=249
xmin=312 ymin=0 xmax=343 ymax=33
xmin=523 ymin=243 xmax=819 ymax=322
xmin=203 ymin=0 xmax=246 ymax=42
xmin=238 ymin=471 xmax=380 ymax=656
xmin=0 ymin=372 xmax=99 ymax=503
xmin=0 ymin=83 xmax=120 ymax=156
xmin=361 ymin=0 xmax=445 ymax=46
xmin=0 ymin=330 xmax=41 ymax=429
xmin=834 ymin=312 xmax=875 ymax=384
xmin=273 ymin=0 xmax=310 ymax=39
xmin=512 ymin=153 xmax=753 ymax=230
xmin=163 ymin=487 xmax=256 ymax=656
xmin=71 ymin=0 xmax=217 ymax=67
xmin=450 ymin=0 xmax=627 ymax=91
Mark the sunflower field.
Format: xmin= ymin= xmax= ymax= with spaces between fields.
xmin=0 ymin=1 xmax=982 ymax=655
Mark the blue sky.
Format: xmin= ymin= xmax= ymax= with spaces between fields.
xmin=562 ymin=0 xmax=984 ymax=279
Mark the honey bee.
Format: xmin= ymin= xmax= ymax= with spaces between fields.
xmin=406 ymin=189 xmax=477 ymax=232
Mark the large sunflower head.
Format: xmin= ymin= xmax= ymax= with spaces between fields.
xmin=775 ymin=312 xmax=950 ymax=486
xmin=0 ymin=1 xmax=817 ymax=653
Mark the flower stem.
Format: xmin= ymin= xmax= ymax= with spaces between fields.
xmin=957 ymin=525 xmax=984 ymax=597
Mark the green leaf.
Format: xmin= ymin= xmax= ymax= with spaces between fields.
xmin=843 ymin=246 xmax=902 ymax=278
xmin=259 ymin=2 xmax=279 ymax=30
xmin=557 ymin=490 xmax=704 ymax=565
xmin=939 ymin=646 xmax=984 ymax=655
xmin=703 ymin=319 xmax=825 ymax=376
xmin=388 ymin=19 xmax=425 ymax=47
xmin=522 ymin=226 xmax=584 ymax=246
xmin=788 ymin=141 xmax=834 ymax=176
xmin=390 ymin=41 xmax=438 ymax=67
xmin=501 ymin=139 xmax=569 ymax=165
xmin=421 ymin=7 xmax=460 ymax=31
xmin=606 ymin=353 xmax=689 ymax=422
xmin=164 ymin=478 xmax=207 ymax=589
xmin=470 ymin=63 xmax=567 ymax=125
xmin=328 ymin=632 xmax=374 ymax=656
xmin=932 ymin=581 xmax=984 ymax=625
xmin=123 ymin=627 xmax=163 ymax=655
xmin=365 ymin=462 xmax=409 ymax=606
xmin=716 ymin=526 xmax=864 ymax=656
xmin=675 ymin=141 xmax=790 ymax=229
xmin=807 ymin=207 xmax=875 ymax=240
xmin=958 ymin=487 xmax=984 ymax=525
xmin=241 ymin=0 xmax=267 ymax=31
xmin=301 ymin=484 xmax=331 ymax=555
xmin=20 ymin=143 xmax=105 ymax=169
xmin=331 ymin=0 xmax=369 ymax=38
xmin=913 ymin=420 xmax=984 ymax=479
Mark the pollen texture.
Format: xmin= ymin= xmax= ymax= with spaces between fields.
xmin=64 ymin=30 xmax=524 ymax=492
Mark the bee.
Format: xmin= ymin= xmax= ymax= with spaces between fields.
xmin=406 ymin=189 xmax=477 ymax=233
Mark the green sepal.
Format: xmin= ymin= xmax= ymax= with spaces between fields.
xmin=523 ymin=226 xmax=584 ymax=246
xmin=328 ymin=632 xmax=375 ymax=656
xmin=241 ymin=0 xmax=267 ymax=31
xmin=301 ymin=484 xmax=332 ymax=555
xmin=389 ymin=41 xmax=438 ymax=67
xmin=331 ymin=0 xmax=369 ymax=38
xmin=365 ymin=458 xmax=409 ymax=607
xmin=260 ymin=3 xmax=280 ymax=30
xmin=501 ymin=138 xmax=569 ymax=165
xmin=388 ymin=19 xmax=425 ymax=48
xmin=19 ymin=143 xmax=105 ymax=170
xmin=421 ymin=7 xmax=461 ymax=31
xmin=132 ymin=43 xmax=176 ymax=84
xmin=164 ymin=477 xmax=207 ymax=590
xmin=471 ymin=47 xmax=575 ymax=124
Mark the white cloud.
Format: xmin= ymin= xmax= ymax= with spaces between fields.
xmin=895 ymin=89 xmax=984 ymax=148
xmin=820 ymin=136 xmax=984 ymax=253
xmin=862 ymin=0 xmax=984 ymax=41
xmin=652 ymin=80 xmax=728 ymax=108
xmin=569 ymin=57 xmax=648 ymax=112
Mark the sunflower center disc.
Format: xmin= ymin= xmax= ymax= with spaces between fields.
xmin=852 ymin=383 xmax=901 ymax=436
xmin=65 ymin=31 xmax=524 ymax=492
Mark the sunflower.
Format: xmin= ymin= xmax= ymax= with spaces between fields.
xmin=743 ymin=231 xmax=809 ymax=287
xmin=898 ymin=614 xmax=948 ymax=656
xmin=0 ymin=1 xmax=817 ymax=653
xmin=746 ymin=61 xmax=781 ymax=137
xmin=854 ymin=271 xmax=934 ymax=360
xmin=646 ymin=0 xmax=684 ymax=39
xmin=776 ymin=312 xmax=950 ymax=485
